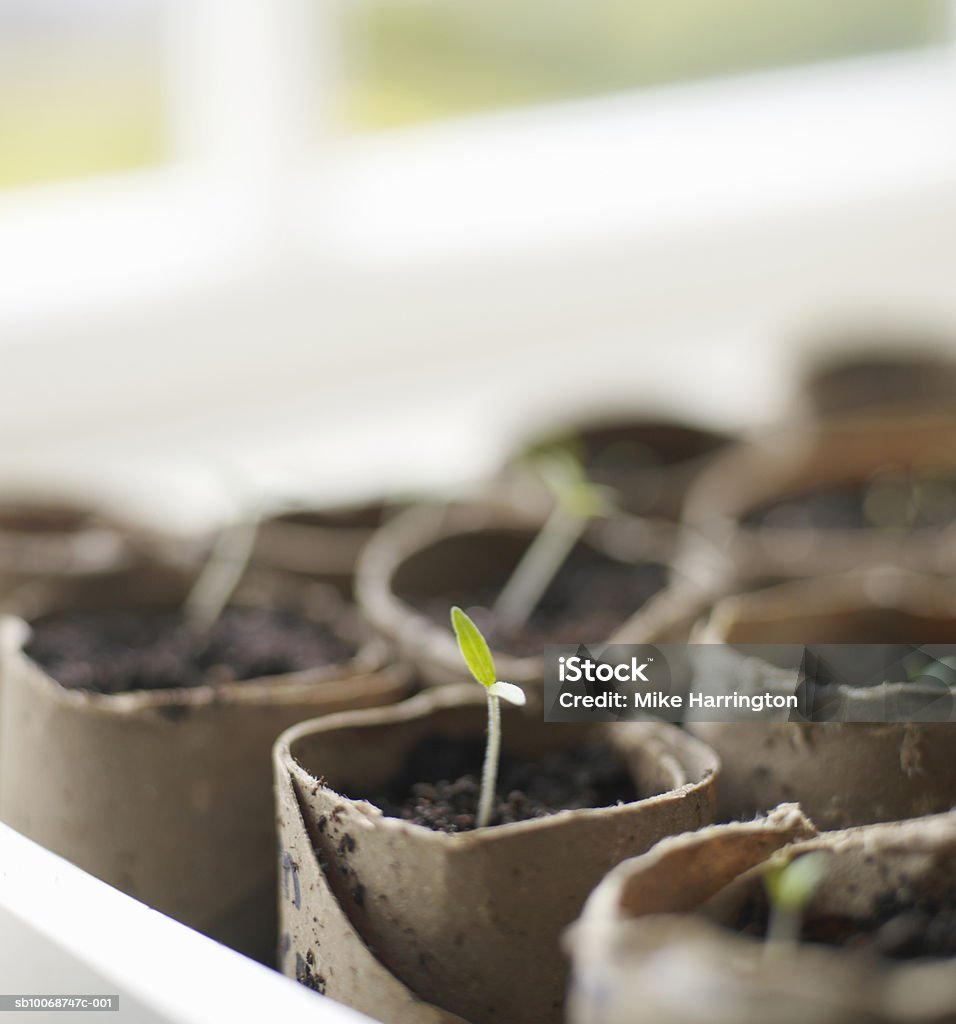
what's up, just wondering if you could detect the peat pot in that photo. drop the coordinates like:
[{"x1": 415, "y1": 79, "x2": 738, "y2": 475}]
[
  {"x1": 688, "y1": 572, "x2": 956, "y2": 827},
  {"x1": 567, "y1": 805, "x2": 956, "y2": 1024},
  {"x1": 274, "y1": 685, "x2": 719, "y2": 1024},
  {"x1": 500, "y1": 412, "x2": 731, "y2": 522},
  {"x1": 0, "y1": 564, "x2": 410, "y2": 961},
  {"x1": 680, "y1": 412, "x2": 956, "y2": 587},
  {"x1": 798, "y1": 341, "x2": 956, "y2": 419},
  {"x1": 356, "y1": 503, "x2": 676, "y2": 690},
  {"x1": 252, "y1": 501, "x2": 389, "y2": 592}
]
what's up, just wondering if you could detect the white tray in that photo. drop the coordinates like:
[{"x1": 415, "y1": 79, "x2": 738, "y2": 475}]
[{"x1": 0, "y1": 823, "x2": 377, "y2": 1024}]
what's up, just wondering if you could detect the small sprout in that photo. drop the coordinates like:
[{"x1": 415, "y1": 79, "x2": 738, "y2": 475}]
[
  {"x1": 184, "y1": 512, "x2": 262, "y2": 639},
  {"x1": 494, "y1": 446, "x2": 615, "y2": 632},
  {"x1": 762, "y1": 850, "x2": 829, "y2": 954},
  {"x1": 451, "y1": 606, "x2": 526, "y2": 829}
]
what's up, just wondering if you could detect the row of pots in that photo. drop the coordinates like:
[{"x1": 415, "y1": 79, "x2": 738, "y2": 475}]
[
  {"x1": 4, "y1": 407, "x2": 956, "y2": 604},
  {"x1": 0, "y1": 512, "x2": 954, "y2": 1020},
  {"x1": 0, "y1": 375, "x2": 954, "y2": 1021}
]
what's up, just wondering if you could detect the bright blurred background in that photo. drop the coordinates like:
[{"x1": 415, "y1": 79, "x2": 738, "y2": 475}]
[
  {"x1": 0, "y1": 0, "x2": 950, "y2": 185},
  {"x1": 1, "y1": 0, "x2": 956, "y2": 526}
]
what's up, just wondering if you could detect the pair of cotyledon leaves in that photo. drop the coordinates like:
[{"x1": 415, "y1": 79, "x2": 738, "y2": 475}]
[{"x1": 451, "y1": 606, "x2": 526, "y2": 706}]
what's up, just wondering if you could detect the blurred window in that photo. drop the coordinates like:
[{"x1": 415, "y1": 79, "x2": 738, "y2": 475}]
[
  {"x1": 0, "y1": 0, "x2": 168, "y2": 188},
  {"x1": 338, "y1": 0, "x2": 949, "y2": 130}
]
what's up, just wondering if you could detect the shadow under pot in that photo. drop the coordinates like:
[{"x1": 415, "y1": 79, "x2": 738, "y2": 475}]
[
  {"x1": 687, "y1": 572, "x2": 956, "y2": 827},
  {"x1": 567, "y1": 804, "x2": 956, "y2": 1024},
  {"x1": 274, "y1": 685, "x2": 719, "y2": 1024},
  {"x1": 0, "y1": 564, "x2": 410, "y2": 963},
  {"x1": 681, "y1": 412, "x2": 956, "y2": 586},
  {"x1": 356, "y1": 503, "x2": 673, "y2": 690},
  {"x1": 252, "y1": 500, "x2": 391, "y2": 594}
]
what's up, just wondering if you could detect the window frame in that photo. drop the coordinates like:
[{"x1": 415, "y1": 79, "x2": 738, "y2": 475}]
[{"x1": 1, "y1": 1, "x2": 956, "y2": 452}]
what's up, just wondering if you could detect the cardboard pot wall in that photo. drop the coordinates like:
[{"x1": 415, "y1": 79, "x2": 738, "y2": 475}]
[
  {"x1": 688, "y1": 573, "x2": 956, "y2": 827},
  {"x1": 0, "y1": 566, "x2": 410, "y2": 962},
  {"x1": 0, "y1": 498, "x2": 140, "y2": 598},
  {"x1": 798, "y1": 343, "x2": 956, "y2": 419},
  {"x1": 567, "y1": 806, "x2": 956, "y2": 1024},
  {"x1": 356, "y1": 503, "x2": 675, "y2": 691},
  {"x1": 680, "y1": 411, "x2": 956, "y2": 586},
  {"x1": 252, "y1": 502, "x2": 388, "y2": 592},
  {"x1": 274, "y1": 686, "x2": 719, "y2": 1024}
]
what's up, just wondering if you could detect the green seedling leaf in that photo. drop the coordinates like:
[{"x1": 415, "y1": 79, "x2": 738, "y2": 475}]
[
  {"x1": 488, "y1": 680, "x2": 526, "y2": 706},
  {"x1": 763, "y1": 851, "x2": 829, "y2": 914},
  {"x1": 451, "y1": 606, "x2": 497, "y2": 689},
  {"x1": 534, "y1": 448, "x2": 616, "y2": 520}
]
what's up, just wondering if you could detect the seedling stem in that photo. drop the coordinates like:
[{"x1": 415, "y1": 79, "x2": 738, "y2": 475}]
[
  {"x1": 184, "y1": 512, "x2": 261, "y2": 638},
  {"x1": 451, "y1": 606, "x2": 526, "y2": 828},
  {"x1": 762, "y1": 851, "x2": 828, "y2": 957},
  {"x1": 494, "y1": 448, "x2": 613, "y2": 632}
]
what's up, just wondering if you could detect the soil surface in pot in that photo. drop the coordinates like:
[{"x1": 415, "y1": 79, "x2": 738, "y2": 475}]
[
  {"x1": 742, "y1": 475, "x2": 956, "y2": 533},
  {"x1": 732, "y1": 890, "x2": 956, "y2": 959},
  {"x1": 359, "y1": 734, "x2": 638, "y2": 833},
  {"x1": 25, "y1": 608, "x2": 355, "y2": 692},
  {"x1": 413, "y1": 548, "x2": 669, "y2": 657}
]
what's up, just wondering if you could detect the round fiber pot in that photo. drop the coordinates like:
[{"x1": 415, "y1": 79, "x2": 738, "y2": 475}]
[
  {"x1": 0, "y1": 496, "x2": 138, "y2": 596},
  {"x1": 501, "y1": 413, "x2": 731, "y2": 521},
  {"x1": 681, "y1": 412, "x2": 956, "y2": 585},
  {"x1": 274, "y1": 685, "x2": 719, "y2": 1024},
  {"x1": 688, "y1": 573, "x2": 956, "y2": 827},
  {"x1": 356, "y1": 503, "x2": 674, "y2": 689},
  {"x1": 799, "y1": 340, "x2": 956, "y2": 419},
  {"x1": 567, "y1": 806, "x2": 956, "y2": 1024},
  {"x1": 0, "y1": 565, "x2": 410, "y2": 962},
  {"x1": 253, "y1": 501, "x2": 389, "y2": 593}
]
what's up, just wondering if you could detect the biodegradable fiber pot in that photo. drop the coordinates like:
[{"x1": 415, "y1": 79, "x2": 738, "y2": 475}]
[
  {"x1": 501, "y1": 412, "x2": 731, "y2": 522},
  {"x1": 356, "y1": 503, "x2": 674, "y2": 690},
  {"x1": 274, "y1": 685, "x2": 719, "y2": 1024},
  {"x1": 688, "y1": 572, "x2": 956, "y2": 827},
  {"x1": 252, "y1": 501, "x2": 388, "y2": 592},
  {"x1": 0, "y1": 565, "x2": 411, "y2": 962},
  {"x1": 680, "y1": 411, "x2": 956, "y2": 587},
  {"x1": 567, "y1": 805, "x2": 956, "y2": 1024},
  {"x1": 798, "y1": 340, "x2": 956, "y2": 419},
  {"x1": 0, "y1": 496, "x2": 137, "y2": 595}
]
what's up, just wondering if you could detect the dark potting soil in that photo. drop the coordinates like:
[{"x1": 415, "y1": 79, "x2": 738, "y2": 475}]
[
  {"x1": 363, "y1": 734, "x2": 638, "y2": 833},
  {"x1": 24, "y1": 607, "x2": 355, "y2": 693},
  {"x1": 733, "y1": 889, "x2": 956, "y2": 960},
  {"x1": 742, "y1": 475, "x2": 956, "y2": 533},
  {"x1": 417, "y1": 549, "x2": 669, "y2": 658}
]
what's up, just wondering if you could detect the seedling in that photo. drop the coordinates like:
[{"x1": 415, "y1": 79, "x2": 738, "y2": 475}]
[
  {"x1": 184, "y1": 513, "x2": 262, "y2": 638},
  {"x1": 494, "y1": 446, "x2": 615, "y2": 632},
  {"x1": 762, "y1": 850, "x2": 829, "y2": 954},
  {"x1": 451, "y1": 606, "x2": 526, "y2": 828}
]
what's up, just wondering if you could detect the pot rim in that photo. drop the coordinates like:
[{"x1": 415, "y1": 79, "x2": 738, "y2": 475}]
[
  {"x1": 577, "y1": 806, "x2": 956, "y2": 986},
  {"x1": 355, "y1": 501, "x2": 675, "y2": 685},
  {"x1": 276, "y1": 683, "x2": 720, "y2": 848},
  {"x1": 0, "y1": 565, "x2": 400, "y2": 712},
  {"x1": 684, "y1": 411, "x2": 956, "y2": 537}
]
